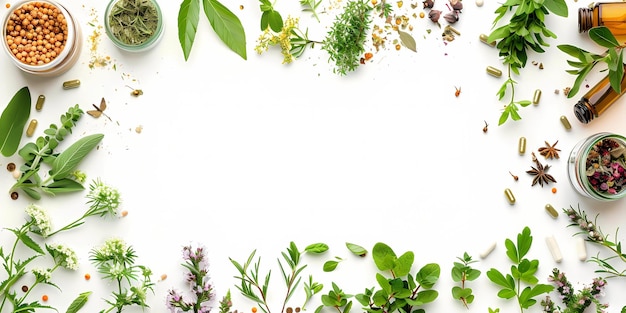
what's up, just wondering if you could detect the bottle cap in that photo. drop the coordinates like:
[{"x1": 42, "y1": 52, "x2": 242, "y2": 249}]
[
  {"x1": 579, "y1": 7, "x2": 592, "y2": 33},
  {"x1": 574, "y1": 99, "x2": 594, "y2": 123}
]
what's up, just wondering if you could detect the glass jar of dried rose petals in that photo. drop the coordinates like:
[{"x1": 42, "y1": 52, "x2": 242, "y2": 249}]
[
  {"x1": 568, "y1": 132, "x2": 626, "y2": 201},
  {"x1": 1, "y1": 0, "x2": 82, "y2": 76}
]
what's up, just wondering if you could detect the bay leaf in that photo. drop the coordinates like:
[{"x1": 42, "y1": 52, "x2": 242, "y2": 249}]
[{"x1": 398, "y1": 30, "x2": 417, "y2": 52}]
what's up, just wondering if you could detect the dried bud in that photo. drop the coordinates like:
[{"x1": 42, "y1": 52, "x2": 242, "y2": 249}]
[
  {"x1": 428, "y1": 9, "x2": 441, "y2": 23},
  {"x1": 423, "y1": 0, "x2": 434, "y2": 8},
  {"x1": 444, "y1": 11, "x2": 458, "y2": 23},
  {"x1": 449, "y1": 0, "x2": 463, "y2": 10}
]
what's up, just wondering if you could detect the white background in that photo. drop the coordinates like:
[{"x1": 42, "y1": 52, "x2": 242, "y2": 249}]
[{"x1": 2, "y1": 0, "x2": 626, "y2": 312}]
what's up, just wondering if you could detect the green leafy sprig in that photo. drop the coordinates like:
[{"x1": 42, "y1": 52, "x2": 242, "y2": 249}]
[
  {"x1": 355, "y1": 242, "x2": 440, "y2": 313},
  {"x1": 322, "y1": 0, "x2": 373, "y2": 75},
  {"x1": 0, "y1": 86, "x2": 30, "y2": 157},
  {"x1": 255, "y1": 15, "x2": 321, "y2": 64},
  {"x1": 558, "y1": 26, "x2": 625, "y2": 98},
  {"x1": 451, "y1": 252, "x2": 481, "y2": 309},
  {"x1": 10, "y1": 104, "x2": 104, "y2": 200},
  {"x1": 563, "y1": 205, "x2": 626, "y2": 278},
  {"x1": 316, "y1": 282, "x2": 353, "y2": 313},
  {"x1": 90, "y1": 238, "x2": 155, "y2": 313},
  {"x1": 300, "y1": 0, "x2": 322, "y2": 22},
  {"x1": 230, "y1": 242, "x2": 328, "y2": 313},
  {"x1": 487, "y1": 0, "x2": 568, "y2": 125},
  {"x1": 178, "y1": 0, "x2": 246, "y2": 60},
  {"x1": 260, "y1": 0, "x2": 283, "y2": 32},
  {"x1": 486, "y1": 226, "x2": 554, "y2": 312},
  {"x1": 541, "y1": 268, "x2": 608, "y2": 313}
]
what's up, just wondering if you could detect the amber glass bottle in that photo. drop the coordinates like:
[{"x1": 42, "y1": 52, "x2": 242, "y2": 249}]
[
  {"x1": 579, "y1": 2, "x2": 626, "y2": 39},
  {"x1": 574, "y1": 71, "x2": 626, "y2": 123}
]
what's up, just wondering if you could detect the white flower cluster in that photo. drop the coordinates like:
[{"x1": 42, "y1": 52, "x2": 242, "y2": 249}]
[
  {"x1": 48, "y1": 243, "x2": 79, "y2": 270},
  {"x1": 25, "y1": 204, "x2": 52, "y2": 237}
]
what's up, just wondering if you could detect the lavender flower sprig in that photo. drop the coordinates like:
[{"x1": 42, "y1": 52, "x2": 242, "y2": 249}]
[
  {"x1": 541, "y1": 268, "x2": 608, "y2": 313},
  {"x1": 563, "y1": 205, "x2": 626, "y2": 278},
  {"x1": 167, "y1": 245, "x2": 215, "y2": 313}
]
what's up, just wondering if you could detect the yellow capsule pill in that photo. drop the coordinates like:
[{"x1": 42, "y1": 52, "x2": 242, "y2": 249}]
[
  {"x1": 479, "y1": 33, "x2": 496, "y2": 47},
  {"x1": 26, "y1": 119, "x2": 37, "y2": 137},
  {"x1": 486, "y1": 66, "x2": 502, "y2": 77},
  {"x1": 504, "y1": 188, "x2": 515, "y2": 204},
  {"x1": 518, "y1": 136, "x2": 526, "y2": 155},
  {"x1": 63, "y1": 79, "x2": 80, "y2": 89},
  {"x1": 560, "y1": 115, "x2": 572, "y2": 130},
  {"x1": 545, "y1": 204, "x2": 558, "y2": 219},
  {"x1": 532, "y1": 89, "x2": 541, "y2": 105},
  {"x1": 35, "y1": 95, "x2": 45, "y2": 111}
]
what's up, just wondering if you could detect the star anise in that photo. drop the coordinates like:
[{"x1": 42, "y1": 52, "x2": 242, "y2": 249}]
[
  {"x1": 538, "y1": 140, "x2": 560, "y2": 159},
  {"x1": 526, "y1": 158, "x2": 557, "y2": 187}
]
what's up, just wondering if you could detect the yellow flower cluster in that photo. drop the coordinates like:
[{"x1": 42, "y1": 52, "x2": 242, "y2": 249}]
[{"x1": 254, "y1": 16, "x2": 300, "y2": 64}]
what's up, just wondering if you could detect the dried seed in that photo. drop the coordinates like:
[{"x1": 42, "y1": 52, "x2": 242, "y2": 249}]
[
  {"x1": 545, "y1": 204, "x2": 558, "y2": 219},
  {"x1": 26, "y1": 119, "x2": 37, "y2": 137},
  {"x1": 504, "y1": 188, "x2": 515, "y2": 204},
  {"x1": 560, "y1": 115, "x2": 572, "y2": 130},
  {"x1": 482, "y1": 120, "x2": 488, "y2": 133},
  {"x1": 518, "y1": 136, "x2": 526, "y2": 155},
  {"x1": 576, "y1": 237, "x2": 587, "y2": 261},
  {"x1": 12, "y1": 169, "x2": 21, "y2": 179},
  {"x1": 11, "y1": 192, "x2": 18, "y2": 200},
  {"x1": 546, "y1": 235, "x2": 562, "y2": 263},
  {"x1": 532, "y1": 89, "x2": 541, "y2": 105},
  {"x1": 7, "y1": 163, "x2": 16, "y2": 172},
  {"x1": 480, "y1": 241, "x2": 496, "y2": 259},
  {"x1": 63, "y1": 79, "x2": 80, "y2": 89},
  {"x1": 479, "y1": 34, "x2": 495, "y2": 47},
  {"x1": 35, "y1": 95, "x2": 45, "y2": 111},
  {"x1": 21, "y1": 285, "x2": 28, "y2": 292},
  {"x1": 475, "y1": 0, "x2": 484, "y2": 6},
  {"x1": 486, "y1": 66, "x2": 502, "y2": 77}
]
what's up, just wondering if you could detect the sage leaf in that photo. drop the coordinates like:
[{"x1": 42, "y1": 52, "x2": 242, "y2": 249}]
[
  {"x1": 323, "y1": 260, "x2": 339, "y2": 272},
  {"x1": 543, "y1": 0, "x2": 568, "y2": 17},
  {"x1": 43, "y1": 178, "x2": 86, "y2": 195},
  {"x1": 398, "y1": 30, "x2": 416, "y2": 52},
  {"x1": 0, "y1": 86, "x2": 31, "y2": 157},
  {"x1": 305, "y1": 243, "x2": 329, "y2": 254},
  {"x1": 49, "y1": 133, "x2": 104, "y2": 181},
  {"x1": 346, "y1": 242, "x2": 367, "y2": 257},
  {"x1": 178, "y1": 0, "x2": 201, "y2": 61},
  {"x1": 203, "y1": 0, "x2": 247, "y2": 60},
  {"x1": 66, "y1": 291, "x2": 91, "y2": 313},
  {"x1": 589, "y1": 26, "x2": 619, "y2": 48}
]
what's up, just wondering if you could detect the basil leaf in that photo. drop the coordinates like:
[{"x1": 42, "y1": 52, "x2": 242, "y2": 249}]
[
  {"x1": 66, "y1": 291, "x2": 92, "y2": 313},
  {"x1": 178, "y1": 0, "x2": 201, "y2": 61},
  {"x1": 0, "y1": 86, "x2": 31, "y2": 157},
  {"x1": 49, "y1": 133, "x2": 104, "y2": 180},
  {"x1": 203, "y1": 0, "x2": 247, "y2": 60}
]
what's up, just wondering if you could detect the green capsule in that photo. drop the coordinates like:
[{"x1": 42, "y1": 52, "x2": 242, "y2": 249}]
[
  {"x1": 479, "y1": 33, "x2": 496, "y2": 47},
  {"x1": 26, "y1": 119, "x2": 37, "y2": 137},
  {"x1": 532, "y1": 89, "x2": 541, "y2": 105},
  {"x1": 62, "y1": 79, "x2": 80, "y2": 89},
  {"x1": 518, "y1": 136, "x2": 526, "y2": 155},
  {"x1": 504, "y1": 188, "x2": 515, "y2": 204},
  {"x1": 560, "y1": 115, "x2": 572, "y2": 130},
  {"x1": 545, "y1": 204, "x2": 558, "y2": 219},
  {"x1": 486, "y1": 66, "x2": 502, "y2": 78},
  {"x1": 35, "y1": 95, "x2": 45, "y2": 111}
]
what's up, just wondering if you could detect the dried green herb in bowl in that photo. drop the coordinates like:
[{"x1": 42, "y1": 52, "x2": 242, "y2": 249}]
[{"x1": 104, "y1": 0, "x2": 164, "y2": 52}]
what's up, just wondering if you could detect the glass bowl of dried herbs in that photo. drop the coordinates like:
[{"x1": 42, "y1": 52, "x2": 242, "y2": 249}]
[
  {"x1": 104, "y1": 0, "x2": 163, "y2": 52},
  {"x1": 568, "y1": 132, "x2": 626, "y2": 201}
]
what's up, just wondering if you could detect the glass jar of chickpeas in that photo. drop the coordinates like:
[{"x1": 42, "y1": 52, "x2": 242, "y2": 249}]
[{"x1": 1, "y1": 0, "x2": 82, "y2": 76}]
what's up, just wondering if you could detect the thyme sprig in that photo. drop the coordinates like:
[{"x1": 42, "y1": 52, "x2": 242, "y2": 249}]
[
  {"x1": 541, "y1": 268, "x2": 608, "y2": 313},
  {"x1": 487, "y1": 0, "x2": 568, "y2": 125},
  {"x1": 322, "y1": 0, "x2": 373, "y2": 75},
  {"x1": 558, "y1": 26, "x2": 625, "y2": 98},
  {"x1": 563, "y1": 205, "x2": 626, "y2": 278}
]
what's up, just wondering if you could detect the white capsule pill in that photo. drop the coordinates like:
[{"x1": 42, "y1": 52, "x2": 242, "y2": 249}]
[
  {"x1": 546, "y1": 236, "x2": 562, "y2": 263},
  {"x1": 576, "y1": 237, "x2": 587, "y2": 261},
  {"x1": 480, "y1": 241, "x2": 496, "y2": 259}
]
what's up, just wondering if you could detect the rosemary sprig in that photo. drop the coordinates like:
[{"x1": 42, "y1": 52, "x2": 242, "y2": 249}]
[
  {"x1": 558, "y1": 26, "x2": 625, "y2": 98},
  {"x1": 487, "y1": 0, "x2": 568, "y2": 125},
  {"x1": 563, "y1": 205, "x2": 626, "y2": 278}
]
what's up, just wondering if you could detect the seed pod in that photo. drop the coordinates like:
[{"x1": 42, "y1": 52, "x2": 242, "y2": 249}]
[
  {"x1": 423, "y1": 0, "x2": 434, "y2": 8},
  {"x1": 428, "y1": 9, "x2": 441, "y2": 23},
  {"x1": 449, "y1": 0, "x2": 463, "y2": 10},
  {"x1": 443, "y1": 11, "x2": 459, "y2": 23}
]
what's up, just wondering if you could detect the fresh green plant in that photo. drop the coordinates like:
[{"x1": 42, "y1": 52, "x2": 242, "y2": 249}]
[
  {"x1": 260, "y1": 0, "x2": 283, "y2": 32},
  {"x1": 323, "y1": 256, "x2": 344, "y2": 272},
  {"x1": 451, "y1": 252, "x2": 481, "y2": 309},
  {"x1": 303, "y1": 275, "x2": 324, "y2": 310},
  {"x1": 541, "y1": 268, "x2": 608, "y2": 313},
  {"x1": 178, "y1": 0, "x2": 246, "y2": 61},
  {"x1": 346, "y1": 242, "x2": 367, "y2": 257},
  {"x1": 255, "y1": 15, "x2": 321, "y2": 64},
  {"x1": 9, "y1": 104, "x2": 104, "y2": 200},
  {"x1": 486, "y1": 226, "x2": 554, "y2": 312},
  {"x1": 563, "y1": 205, "x2": 626, "y2": 278},
  {"x1": 0, "y1": 86, "x2": 30, "y2": 157},
  {"x1": 322, "y1": 0, "x2": 373, "y2": 75},
  {"x1": 0, "y1": 203, "x2": 103, "y2": 313},
  {"x1": 219, "y1": 290, "x2": 233, "y2": 313},
  {"x1": 229, "y1": 242, "x2": 328, "y2": 313},
  {"x1": 90, "y1": 238, "x2": 155, "y2": 313},
  {"x1": 300, "y1": 0, "x2": 322, "y2": 22},
  {"x1": 166, "y1": 245, "x2": 215, "y2": 312},
  {"x1": 558, "y1": 26, "x2": 625, "y2": 98},
  {"x1": 355, "y1": 242, "x2": 440, "y2": 313},
  {"x1": 487, "y1": 0, "x2": 568, "y2": 125},
  {"x1": 315, "y1": 282, "x2": 353, "y2": 313}
]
